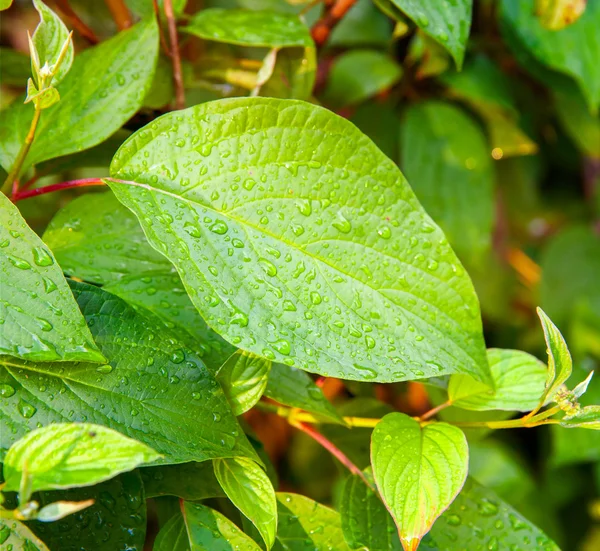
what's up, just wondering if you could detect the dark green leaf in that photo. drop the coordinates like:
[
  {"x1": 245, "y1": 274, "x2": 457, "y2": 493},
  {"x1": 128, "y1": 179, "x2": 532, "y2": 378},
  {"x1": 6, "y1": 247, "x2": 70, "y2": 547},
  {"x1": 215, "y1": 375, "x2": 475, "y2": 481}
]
[
  {"x1": 0, "y1": 193, "x2": 105, "y2": 363},
  {"x1": 217, "y1": 351, "x2": 271, "y2": 415},
  {"x1": 371, "y1": 412, "x2": 469, "y2": 550},
  {"x1": 153, "y1": 513, "x2": 189, "y2": 551},
  {"x1": 0, "y1": 18, "x2": 159, "y2": 175},
  {"x1": 108, "y1": 97, "x2": 490, "y2": 384},
  {"x1": 400, "y1": 101, "x2": 494, "y2": 263},
  {"x1": 3, "y1": 422, "x2": 160, "y2": 494},
  {"x1": 264, "y1": 363, "x2": 345, "y2": 425},
  {"x1": 0, "y1": 47, "x2": 32, "y2": 86},
  {"x1": 213, "y1": 456, "x2": 277, "y2": 549},
  {"x1": 141, "y1": 461, "x2": 224, "y2": 500},
  {"x1": 0, "y1": 282, "x2": 256, "y2": 464}
]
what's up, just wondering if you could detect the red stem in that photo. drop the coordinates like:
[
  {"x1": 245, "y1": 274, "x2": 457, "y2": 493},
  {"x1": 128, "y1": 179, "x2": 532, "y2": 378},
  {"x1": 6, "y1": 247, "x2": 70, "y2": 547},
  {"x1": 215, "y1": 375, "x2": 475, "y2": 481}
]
[
  {"x1": 164, "y1": 0, "x2": 185, "y2": 109},
  {"x1": 12, "y1": 178, "x2": 106, "y2": 201},
  {"x1": 311, "y1": 0, "x2": 359, "y2": 48}
]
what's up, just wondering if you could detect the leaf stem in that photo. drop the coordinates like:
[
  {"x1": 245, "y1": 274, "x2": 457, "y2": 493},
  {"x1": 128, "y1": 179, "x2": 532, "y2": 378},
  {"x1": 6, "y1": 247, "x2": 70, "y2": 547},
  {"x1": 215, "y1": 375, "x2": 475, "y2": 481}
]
[
  {"x1": 164, "y1": 0, "x2": 185, "y2": 109},
  {"x1": 104, "y1": 0, "x2": 132, "y2": 30},
  {"x1": 55, "y1": 0, "x2": 99, "y2": 44},
  {"x1": 1, "y1": 107, "x2": 42, "y2": 197},
  {"x1": 311, "y1": 0, "x2": 359, "y2": 48},
  {"x1": 419, "y1": 400, "x2": 452, "y2": 421},
  {"x1": 12, "y1": 178, "x2": 106, "y2": 201}
]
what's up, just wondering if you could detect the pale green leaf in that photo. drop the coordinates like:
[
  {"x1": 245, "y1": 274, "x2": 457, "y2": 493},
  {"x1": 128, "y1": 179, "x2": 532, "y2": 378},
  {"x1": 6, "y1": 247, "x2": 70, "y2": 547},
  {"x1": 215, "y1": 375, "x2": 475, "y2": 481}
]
[
  {"x1": 264, "y1": 363, "x2": 345, "y2": 425},
  {"x1": 108, "y1": 97, "x2": 490, "y2": 384},
  {"x1": 141, "y1": 461, "x2": 224, "y2": 500},
  {"x1": 35, "y1": 499, "x2": 94, "y2": 522},
  {"x1": 32, "y1": 0, "x2": 74, "y2": 85},
  {"x1": 213, "y1": 456, "x2": 277, "y2": 549},
  {"x1": 340, "y1": 470, "x2": 402, "y2": 551},
  {"x1": 561, "y1": 405, "x2": 600, "y2": 429},
  {"x1": 324, "y1": 50, "x2": 402, "y2": 107},
  {"x1": 536, "y1": 0, "x2": 586, "y2": 30},
  {"x1": 536, "y1": 307, "x2": 573, "y2": 406},
  {"x1": 0, "y1": 18, "x2": 158, "y2": 176},
  {"x1": 377, "y1": 0, "x2": 472, "y2": 68},
  {"x1": 0, "y1": 0, "x2": 13, "y2": 11},
  {"x1": 449, "y1": 348, "x2": 547, "y2": 411},
  {"x1": 501, "y1": 0, "x2": 600, "y2": 110},
  {"x1": 3, "y1": 422, "x2": 160, "y2": 494},
  {"x1": 428, "y1": 478, "x2": 560, "y2": 550},
  {"x1": 0, "y1": 193, "x2": 105, "y2": 363},
  {"x1": 184, "y1": 8, "x2": 312, "y2": 48},
  {"x1": 259, "y1": 46, "x2": 316, "y2": 101},
  {"x1": 400, "y1": 101, "x2": 494, "y2": 263},
  {"x1": 0, "y1": 282, "x2": 256, "y2": 464},
  {"x1": 31, "y1": 472, "x2": 147, "y2": 551},
  {"x1": 217, "y1": 350, "x2": 271, "y2": 415},
  {"x1": 371, "y1": 412, "x2": 469, "y2": 551},
  {"x1": 0, "y1": 519, "x2": 50, "y2": 551}
]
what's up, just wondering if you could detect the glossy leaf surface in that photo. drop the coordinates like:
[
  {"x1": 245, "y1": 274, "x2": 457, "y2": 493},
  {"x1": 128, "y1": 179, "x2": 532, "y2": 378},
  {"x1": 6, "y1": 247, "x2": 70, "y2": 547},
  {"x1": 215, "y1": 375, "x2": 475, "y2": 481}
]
[
  {"x1": 0, "y1": 282, "x2": 255, "y2": 464},
  {"x1": 0, "y1": 18, "x2": 158, "y2": 175},
  {"x1": 3, "y1": 422, "x2": 160, "y2": 493},
  {"x1": 0, "y1": 193, "x2": 105, "y2": 363},
  {"x1": 142, "y1": 461, "x2": 224, "y2": 500},
  {"x1": 0, "y1": 519, "x2": 50, "y2": 551},
  {"x1": 214, "y1": 456, "x2": 277, "y2": 549},
  {"x1": 108, "y1": 97, "x2": 490, "y2": 384},
  {"x1": 449, "y1": 348, "x2": 547, "y2": 411},
  {"x1": 371, "y1": 412, "x2": 469, "y2": 550}
]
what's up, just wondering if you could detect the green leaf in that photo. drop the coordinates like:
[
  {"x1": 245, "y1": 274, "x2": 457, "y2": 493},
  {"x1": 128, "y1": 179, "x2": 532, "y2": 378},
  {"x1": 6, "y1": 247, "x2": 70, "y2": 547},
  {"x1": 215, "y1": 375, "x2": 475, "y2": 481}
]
[
  {"x1": 3, "y1": 422, "x2": 159, "y2": 494},
  {"x1": 30, "y1": 471, "x2": 146, "y2": 551},
  {"x1": 371, "y1": 412, "x2": 469, "y2": 551},
  {"x1": 213, "y1": 456, "x2": 277, "y2": 549},
  {"x1": 217, "y1": 351, "x2": 271, "y2": 415},
  {"x1": 501, "y1": 0, "x2": 600, "y2": 111},
  {"x1": 259, "y1": 46, "x2": 316, "y2": 101},
  {"x1": 0, "y1": 193, "x2": 105, "y2": 363},
  {"x1": 0, "y1": 519, "x2": 50, "y2": 551},
  {"x1": 536, "y1": 307, "x2": 573, "y2": 406},
  {"x1": 184, "y1": 8, "x2": 313, "y2": 48},
  {"x1": 323, "y1": 50, "x2": 402, "y2": 107},
  {"x1": 329, "y1": 0, "x2": 393, "y2": 48},
  {"x1": 108, "y1": 97, "x2": 490, "y2": 385},
  {"x1": 0, "y1": 18, "x2": 158, "y2": 176},
  {"x1": 377, "y1": 0, "x2": 472, "y2": 68},
  {"x1": 340, "y1": 470, "x2": 402, "y2": 551},
  {"x1": 0, "y1": 281, "x2": 256, "y2": 464},
  {"x1": 536, "y1": 0, "x2": 586, "y2": 30},
  {"x1": 560, "y1": 405, "x2": 600, "y2": 429},
  {"x1": 448, "y1": 348, "x2": 547, "y2": 411},
  {"x1": 31, "y1": 0, "x2": 74, "y2": 86},
  {"x1": 141, "y1": 461, "x2": 224, "y2": 500},
  {"x1": 428, "y1": 478, "x2": 560, "y2": 550},
  {"x1": 153, "y1": 513, "x2": 190, "y2": 551},
  {"x1": 400, "y1": 101, "x2": 494, "y2": 263},
  {"x1": 43, "y1": 191, "x2": 235, "y2": 369},
  {"x1": 274, "y1": 492, "x2": 352, "y2": 550},
  {"x1": 0, "y1": 47, "x2": 31, "y2": 86},
  {"x1": 264, "y1": 363, "x2": 345, "y2": 425},
  {"x1": 0, "y1": 0, "x2": 13, "y2": 11}
]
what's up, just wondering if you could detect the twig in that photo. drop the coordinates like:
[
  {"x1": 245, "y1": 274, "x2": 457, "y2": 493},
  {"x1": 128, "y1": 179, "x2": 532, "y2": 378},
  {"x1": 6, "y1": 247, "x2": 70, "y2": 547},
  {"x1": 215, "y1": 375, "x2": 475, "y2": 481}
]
[
  {"x1": 12, "y1": 178, "x2": 106, "y2": 201},
  {"x1": 55, "y1": 0, "x2": 99, "y2": 44},
  {"x1": 419, "y1": 400, "x2": 451, "y2": 421},
  {"x1": 104, "y1": 0, "x2": 132, "y2": 30},
  {"x1": 164, "y1": 0, "x2": 185, "y2": 109},
  {"x1": 311, "y1": 0, "x2": 359, "y2": 48},
  {"x1": 153, "y1": 0, "x2": 172, "y2": 55}
]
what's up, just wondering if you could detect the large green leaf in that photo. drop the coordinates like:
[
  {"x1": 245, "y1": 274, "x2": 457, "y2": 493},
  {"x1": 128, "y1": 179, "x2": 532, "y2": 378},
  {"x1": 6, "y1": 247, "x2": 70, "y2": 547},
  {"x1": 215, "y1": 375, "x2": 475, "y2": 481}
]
[
  {"x1": 184, "y1": 8, "x2": 312, "y2": 48},
  {"x1": 273, "y1": 492, "x2": 352, "y2": 550},
  {"x1": 340, "y1": 471, "x2": 402, "y2": 551},
  {"x1": 0, "y1": 193, "x2": 105, "y2": 363},
  {"x1": 428, "y1": 478, "x2": 560, "y2": 550},
  {"x1": 43, "y1": 191, "x2": 234, "y2": 369},
  {"x1": 31, "y1": 0, "x2": 74, "y2": 86},
  {"x1": 400, "y1": 101, "x2": 494, "y2": 263},
  {"x1": 371, "y1": 412, "x2": 469, "y2": 551},
  {"x1": 0, "y1": 281, "x2": 255, "y2": 464},
  {"x1": 30, "y1": 472, "x2": 146, "y2": 551},
  {"x1": 213, "y1": 456, "x2": 277, "y2": 549},
  {"x1": 3, "y1": 423, "x2": 160, "y2": 494},
  {"x1": 264, "y1": 363, "x2": 345, "y2": 425},
  {"x1": 0, "y1": 519, "x2": 49, "y2": 551},
  {"x1": 217, "y1": 350, "x2": 271, "y2": 415},
  {"x1": 153, "y1": 513, "x2": 190, "y2": 551},
  {"x1": 448, "y1": 348, "x2": 547, "y2": 411},
  {"x1": 501, "y1": 0, "x2": 600, "y2": 111},
  {"x1": 0, "y1": 18, "x2": 158, "y2": 176},
  {"x1": 141, "y1": 461, "x2": 224, "y2": 500},
  {"x1": 376, "y1": 0, "x2": 472, "y2": 68},
  {"x1": 108, "y1": 97, "x2": 490, "y2": 384}
]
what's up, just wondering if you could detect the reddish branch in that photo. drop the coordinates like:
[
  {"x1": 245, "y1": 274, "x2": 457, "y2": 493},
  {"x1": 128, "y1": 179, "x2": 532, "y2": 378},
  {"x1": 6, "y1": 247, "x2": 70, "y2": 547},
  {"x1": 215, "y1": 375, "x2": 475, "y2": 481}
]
[
  {"x1": 152, "y1": 0, "x2": 172, "y2": 56},
  {"x1": 164, "y1": 0, "x2": 185, "y2": 110},
  {"x1": 12, "y1": 178, "x2": 106, "y2": 202},
  {"x1": 311, "y1": 0, "x2": 359, "y2": 48},
  {"x1": 55, "y1": 0, "x2": 99, "y2": 44},
  {"x1": 104, "y1": 0, "x2": 132, "y2": 30}
]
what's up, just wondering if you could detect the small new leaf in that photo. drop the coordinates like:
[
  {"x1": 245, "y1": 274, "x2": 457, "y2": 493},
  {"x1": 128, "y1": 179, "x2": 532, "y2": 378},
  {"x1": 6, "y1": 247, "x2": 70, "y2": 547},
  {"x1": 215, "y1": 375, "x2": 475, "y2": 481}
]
[
  {"x1": 371, "y1": 413, "x2": 469, "y2": 551},
  {"x1": 3, "y1": 423, "x2": 161, "y2": 495},
  {"x1": 536, "y1": 0, "x2": 586, "y2": 30},
  {"x1": 36, "y1": 499, "x2": 95, "y2": 522},
  {"x1": 560, "y1": 405, "x2": 600, "y2": 430}
]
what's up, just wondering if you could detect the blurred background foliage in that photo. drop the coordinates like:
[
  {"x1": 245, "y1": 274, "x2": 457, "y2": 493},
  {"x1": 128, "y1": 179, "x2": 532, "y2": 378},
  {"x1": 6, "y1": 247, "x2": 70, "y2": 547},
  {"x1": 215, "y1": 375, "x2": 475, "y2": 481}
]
[{"x1": 1, "y1": 0, "x2": 599, "y2": 549}]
